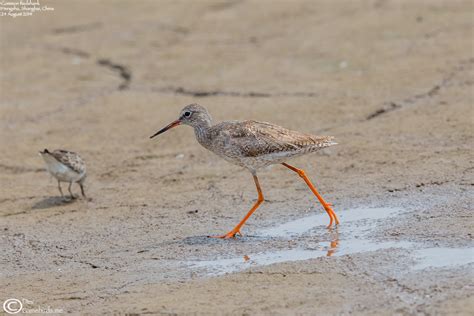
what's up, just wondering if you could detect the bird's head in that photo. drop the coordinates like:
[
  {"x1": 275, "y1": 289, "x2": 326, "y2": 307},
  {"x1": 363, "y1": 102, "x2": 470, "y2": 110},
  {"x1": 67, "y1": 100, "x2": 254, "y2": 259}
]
[
  {"x1": 39, "y1": 148, "x2": 50, "y2": 156},
  {"x1": 38, "y1": 148, "x2": 56, "y2": 165},
  {"x1": 150, "y1": 103, "x2": 212, "y2": 138}
]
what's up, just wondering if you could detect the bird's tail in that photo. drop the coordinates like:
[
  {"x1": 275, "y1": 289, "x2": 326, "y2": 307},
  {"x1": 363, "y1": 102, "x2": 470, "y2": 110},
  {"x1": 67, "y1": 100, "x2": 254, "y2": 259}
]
[{"x1": 317, "y1": 136, "x2": 337, "y2": 148}]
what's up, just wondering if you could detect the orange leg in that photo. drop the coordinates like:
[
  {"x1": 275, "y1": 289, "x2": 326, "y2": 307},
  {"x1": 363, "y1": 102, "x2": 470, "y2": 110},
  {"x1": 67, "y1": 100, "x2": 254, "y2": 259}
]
[
  {"x1": 282, "y1": 163, "x2": 339, "y2": 228},
  {"x1": 326, "y1": 239, "x2": 339, "y2": 257},
  {"x1": 209, "y1": 174, "x2": 264, "y2": 239},
  {"x1": 327, "y1": 230, "x2": 340, "y2": 257}
]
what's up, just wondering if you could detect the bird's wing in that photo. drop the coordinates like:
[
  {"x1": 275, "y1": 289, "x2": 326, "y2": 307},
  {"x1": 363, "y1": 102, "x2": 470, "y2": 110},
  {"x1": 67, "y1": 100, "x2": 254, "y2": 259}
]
[
  {"x1": 222, "y1": 120, "x2": 336, "y2": 157},
  {"x1": 51, "y1": 150, "x2": 86, "y2": 174}
]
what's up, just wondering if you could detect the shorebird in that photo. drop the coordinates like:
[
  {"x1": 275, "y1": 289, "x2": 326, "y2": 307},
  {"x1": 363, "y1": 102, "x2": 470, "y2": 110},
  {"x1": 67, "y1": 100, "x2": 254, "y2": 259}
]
[
  {"x1": 150, "y1": 104, "x2": 339, "y2": 238},
  {"x1": 39, "y1": 149, "x2": 87, "y2": 200}
]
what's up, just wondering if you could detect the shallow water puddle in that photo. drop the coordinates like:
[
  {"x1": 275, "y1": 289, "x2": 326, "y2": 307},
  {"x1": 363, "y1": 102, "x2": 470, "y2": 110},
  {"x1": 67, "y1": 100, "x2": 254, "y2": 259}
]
[
  {"x1": 190, "y1": 243, "x2": 474, "y2": 276},
  {"x1": 260, "y1": 207, "x2": 404, "y2": 237},
  {"x1": 413, "y1": 247, "x2": 474, "y2": 270},
  {"x1": 191, "y1": 240, "x2": 415, "y2": 276},
  {"x1": 186, "y1": 207, "x2": 474, "y2": 275}
]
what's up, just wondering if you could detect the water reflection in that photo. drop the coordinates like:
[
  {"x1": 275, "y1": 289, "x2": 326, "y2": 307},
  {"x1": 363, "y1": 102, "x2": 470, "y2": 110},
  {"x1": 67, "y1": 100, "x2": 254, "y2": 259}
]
[
  {"x1": 186, "y1": 207, "x2": 474, "y2": 276},
  {"x1": 326, "y1": 230, "x2": 339, "y2": 257}
]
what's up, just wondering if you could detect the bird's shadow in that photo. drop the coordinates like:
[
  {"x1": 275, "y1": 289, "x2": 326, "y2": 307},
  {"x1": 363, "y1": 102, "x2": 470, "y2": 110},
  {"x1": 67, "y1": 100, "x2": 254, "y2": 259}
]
[
  {"x1": 31, "y1": 196, "x2": 76, "y2": 210},
  {"x1": 181, "y1": 234, "x2": 269, "y2": 245}
]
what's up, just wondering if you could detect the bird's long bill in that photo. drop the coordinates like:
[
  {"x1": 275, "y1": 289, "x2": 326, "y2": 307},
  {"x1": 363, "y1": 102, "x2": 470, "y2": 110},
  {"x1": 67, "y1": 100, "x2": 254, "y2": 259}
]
[{"x1": 150, "y1": 120, "x2": 181, "y2": 139}]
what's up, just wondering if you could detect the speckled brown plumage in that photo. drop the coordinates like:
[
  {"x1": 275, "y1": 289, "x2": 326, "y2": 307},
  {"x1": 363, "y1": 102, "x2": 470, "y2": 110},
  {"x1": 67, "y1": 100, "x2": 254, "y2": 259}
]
[
  {"x1": 154, "y1": 104, "x2": 337, "y2": 173},
  {"x1": 198, "y1": 119, "x2": 336, "y2": 171},
  {"x1": 39, "y1": 149, "x2": 87, "y2": 199},
  {"x1": 49, "y1": 149, "x2": 86, "y2": 175},
  {"x1": 150, "y1": 104, "x2": 340, "y2": 238}
]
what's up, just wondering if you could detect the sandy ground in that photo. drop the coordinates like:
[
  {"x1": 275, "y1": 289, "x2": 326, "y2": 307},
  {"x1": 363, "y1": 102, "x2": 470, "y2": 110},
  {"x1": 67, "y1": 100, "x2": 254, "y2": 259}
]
[{"x1": 1, "y1": 0, "x2": 473, "y2": 315}]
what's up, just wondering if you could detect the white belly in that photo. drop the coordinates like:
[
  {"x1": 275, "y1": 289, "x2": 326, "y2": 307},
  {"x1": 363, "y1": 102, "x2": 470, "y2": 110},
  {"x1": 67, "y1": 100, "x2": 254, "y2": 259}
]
[{"x1": 44, "y1": 157, "x2": 83, "y2": 182}]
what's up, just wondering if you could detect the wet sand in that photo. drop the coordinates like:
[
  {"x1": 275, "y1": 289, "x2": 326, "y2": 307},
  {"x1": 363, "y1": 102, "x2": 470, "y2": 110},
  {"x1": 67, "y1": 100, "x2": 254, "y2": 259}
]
[{"x1": 1, "y1": 0, "x2": 473, "y2": 314}]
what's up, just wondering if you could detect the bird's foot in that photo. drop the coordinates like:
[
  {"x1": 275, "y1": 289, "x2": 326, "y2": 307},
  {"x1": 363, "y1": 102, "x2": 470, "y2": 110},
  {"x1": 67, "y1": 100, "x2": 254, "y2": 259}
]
[
  {"x1": 64, "y1": 194, "x2": 78, "y2": 201},
  {"x1": 323, "y1": 203, "x2": 340, "y2": 228},
  {"x1": 208, "y1": 229, "x2": 242, "y2": 239}
]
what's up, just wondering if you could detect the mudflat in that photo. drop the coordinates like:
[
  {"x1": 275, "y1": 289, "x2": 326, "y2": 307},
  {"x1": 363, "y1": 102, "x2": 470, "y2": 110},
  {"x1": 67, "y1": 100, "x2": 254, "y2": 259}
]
[{"x1": 1, "y1": 1, "x2": 473, "y2": 314}]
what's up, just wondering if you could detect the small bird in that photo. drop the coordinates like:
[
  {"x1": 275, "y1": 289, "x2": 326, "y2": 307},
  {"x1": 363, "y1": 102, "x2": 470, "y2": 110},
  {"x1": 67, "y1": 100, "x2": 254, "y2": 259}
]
[
  {"x1": 150, "y1": 104, "x2": 339, "y2": 238},
  {"x1": 39, "y1": 149, "x2": 87, "y2": 200}
]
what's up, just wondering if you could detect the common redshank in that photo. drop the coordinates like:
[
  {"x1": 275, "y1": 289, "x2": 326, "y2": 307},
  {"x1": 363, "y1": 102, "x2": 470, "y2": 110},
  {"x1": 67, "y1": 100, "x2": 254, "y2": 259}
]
[
  {"x1": 150, "y1": 104, "x2": 339, "y2": 238},
  {"x1": 39, "y1": 149, "x2": 87, "y2": 200}
]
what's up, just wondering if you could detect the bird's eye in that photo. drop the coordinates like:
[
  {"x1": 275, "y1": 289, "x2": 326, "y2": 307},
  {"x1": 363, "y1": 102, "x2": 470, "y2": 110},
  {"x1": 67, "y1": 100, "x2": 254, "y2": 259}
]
[{"x1": 184, "y1": 111, "x2": 191, "y2": 118}]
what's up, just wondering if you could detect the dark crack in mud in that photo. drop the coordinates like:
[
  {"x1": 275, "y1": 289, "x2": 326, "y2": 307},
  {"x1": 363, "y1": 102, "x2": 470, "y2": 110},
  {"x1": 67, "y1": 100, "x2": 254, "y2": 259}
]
[
  {"x1": 53, "y1": 22, "x2": 102, "y2": 34},
  {"x1": 97, "y1": 59, "x2": 132, "y2": 90},
  {"x1": 366, "y1": 58, "x2": 474, "y2": 120},
  {"x1": 153, "y1": 86, "x2": 318, "y2": 98}
]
